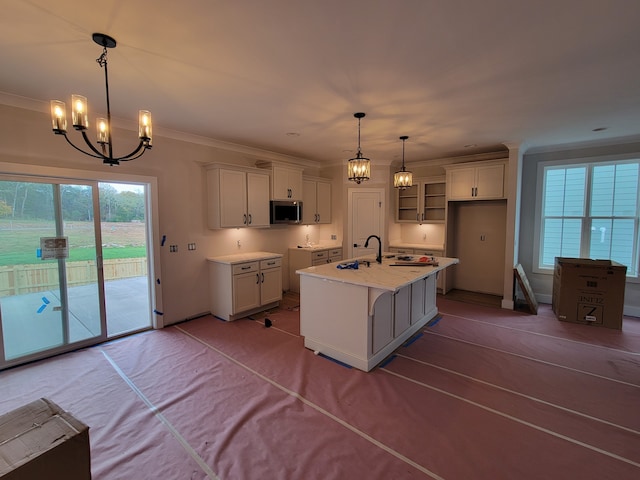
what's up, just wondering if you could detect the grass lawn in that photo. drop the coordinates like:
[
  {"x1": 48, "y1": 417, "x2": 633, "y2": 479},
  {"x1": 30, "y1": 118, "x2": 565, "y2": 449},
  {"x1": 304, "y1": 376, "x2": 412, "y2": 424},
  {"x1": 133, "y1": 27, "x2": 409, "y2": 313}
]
[{"x1": 0, "y1": 219, "x2": 147, "y2": 266}]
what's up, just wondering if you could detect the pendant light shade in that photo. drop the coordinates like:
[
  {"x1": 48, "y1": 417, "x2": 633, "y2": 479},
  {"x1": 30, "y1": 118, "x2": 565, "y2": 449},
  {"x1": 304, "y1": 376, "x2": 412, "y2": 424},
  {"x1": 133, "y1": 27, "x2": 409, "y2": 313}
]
[
  {"x1": 347, "y1": 112, "x2": 371, "y2": 184},
  {"x1": 393, "y1": 135, "x2": 413, "y2": 189}
]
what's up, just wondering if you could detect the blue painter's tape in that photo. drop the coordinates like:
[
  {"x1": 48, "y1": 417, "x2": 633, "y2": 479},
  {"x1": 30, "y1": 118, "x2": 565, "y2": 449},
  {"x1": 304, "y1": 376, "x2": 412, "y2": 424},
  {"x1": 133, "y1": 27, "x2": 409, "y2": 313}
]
[
  {"x1": 318, "y1": 353, "x2": 352, "y2": 369},
  {"x1": 41, "y1": 296, "x2": 50, "y2": 305},
  {"x1": 426, "y1": 315, "x2": 442, "y2": 327},
  {"x1": 37, "y1": 304, "x2": 47, "y2": 314},
  {"x1": 161, "y1": 235, "x2": 166, "y2": 246},
  {"x1": 403, "y1": 332, "x2": 423, "y2": 347},
  {"x1": 379, "y1": 355, "x2": 397, "y2": 368},
  {"x1": 153, "y1": 309, "x2": 164, "y2": 315},
  {"x1": 36, "y1": 248, "x2": 41, "y2": 258}
]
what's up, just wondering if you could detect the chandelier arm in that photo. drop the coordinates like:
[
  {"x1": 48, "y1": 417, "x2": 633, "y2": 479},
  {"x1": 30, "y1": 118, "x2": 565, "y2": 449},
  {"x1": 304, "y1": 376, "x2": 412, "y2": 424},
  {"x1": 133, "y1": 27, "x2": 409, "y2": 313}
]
[
  {"x1": 61, "y1": 132, "x2": 107, "y2": 160},
  {"x1": 80, "y1": 130, "x2": 111, "y2": 158},
  {"x1": 117, "y1": 147, "x2": 149, "y2": 162},
  {"x1": 111, "y1": 141, "x2": 148, "y2": 161}
]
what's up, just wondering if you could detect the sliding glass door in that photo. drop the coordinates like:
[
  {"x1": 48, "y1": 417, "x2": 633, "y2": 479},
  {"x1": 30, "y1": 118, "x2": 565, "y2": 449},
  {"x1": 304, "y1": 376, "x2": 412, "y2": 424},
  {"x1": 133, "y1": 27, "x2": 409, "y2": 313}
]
[{"x1": 0, "y1": 178, "x2": 105, "y2": 368}]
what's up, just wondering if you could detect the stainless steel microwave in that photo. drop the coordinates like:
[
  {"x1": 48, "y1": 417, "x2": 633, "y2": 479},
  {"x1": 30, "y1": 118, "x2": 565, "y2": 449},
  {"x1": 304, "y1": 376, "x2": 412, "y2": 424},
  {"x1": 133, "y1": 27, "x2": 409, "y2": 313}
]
[{"x1": 270, "y1": 200, "x2": 302, "y2": 224}]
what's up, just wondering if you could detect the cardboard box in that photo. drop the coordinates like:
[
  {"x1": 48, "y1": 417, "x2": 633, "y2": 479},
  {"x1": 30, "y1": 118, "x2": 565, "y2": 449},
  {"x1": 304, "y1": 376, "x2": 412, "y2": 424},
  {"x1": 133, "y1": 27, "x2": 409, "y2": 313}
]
[
  {"x1": 552, "y1": 257, "x2": 627, "y2": 329},
  {"x1": 0, "y1": 398, "x2": 90, "y2": 479}
]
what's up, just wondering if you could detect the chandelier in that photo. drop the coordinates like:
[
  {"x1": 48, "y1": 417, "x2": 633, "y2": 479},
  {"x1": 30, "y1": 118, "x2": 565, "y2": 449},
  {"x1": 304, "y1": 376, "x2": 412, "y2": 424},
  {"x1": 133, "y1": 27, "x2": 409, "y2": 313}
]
[
  {"x1": 347, "y1": 112, "x2": 371, "y2": 184},
  {"x1": 50, "y1": 33, "x2": 152, "y2": 166},
  {"x1": 393, "y1": 135, "x2": 413, "y2": 189}
]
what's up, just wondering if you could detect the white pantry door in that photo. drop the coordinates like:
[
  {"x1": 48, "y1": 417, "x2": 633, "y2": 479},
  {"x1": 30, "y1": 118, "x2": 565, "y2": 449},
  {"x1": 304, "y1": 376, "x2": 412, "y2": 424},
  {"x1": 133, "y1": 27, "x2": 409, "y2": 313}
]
[{"x1": 348, "y1": 189, "x2": 385, "y2": 258}]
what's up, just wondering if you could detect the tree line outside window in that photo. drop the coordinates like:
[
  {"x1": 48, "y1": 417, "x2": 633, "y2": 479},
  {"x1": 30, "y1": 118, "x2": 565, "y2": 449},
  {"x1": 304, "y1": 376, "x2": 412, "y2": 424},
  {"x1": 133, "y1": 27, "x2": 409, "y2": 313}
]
[{"x1": 0, "y1": 182, "x2": 144, "y2": 223}]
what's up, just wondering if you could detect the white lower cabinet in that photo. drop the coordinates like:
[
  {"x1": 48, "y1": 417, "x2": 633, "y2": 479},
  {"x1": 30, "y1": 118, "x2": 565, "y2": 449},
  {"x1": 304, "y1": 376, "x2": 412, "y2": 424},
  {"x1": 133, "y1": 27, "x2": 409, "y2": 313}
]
[
  {"x1": 288, "y1": 247, "x2": 343, "y2": 293},
  {"x1": 370, "y1": 276, "x2": 437, "y2": 357},
  {"x1": 209, "y1": 253, "x2": 282, "y2": 321}
]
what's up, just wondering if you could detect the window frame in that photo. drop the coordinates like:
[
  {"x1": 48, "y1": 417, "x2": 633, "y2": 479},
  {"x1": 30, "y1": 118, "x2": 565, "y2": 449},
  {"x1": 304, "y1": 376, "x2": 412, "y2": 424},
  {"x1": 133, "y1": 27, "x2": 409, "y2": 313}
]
[{"x1": 533, "y1": 154, "x2": 640, "y2": 282}]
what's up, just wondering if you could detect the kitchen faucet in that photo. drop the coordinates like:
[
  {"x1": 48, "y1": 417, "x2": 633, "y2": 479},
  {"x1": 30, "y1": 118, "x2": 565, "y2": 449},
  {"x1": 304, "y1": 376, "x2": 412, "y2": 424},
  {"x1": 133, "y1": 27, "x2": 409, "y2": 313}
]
[{"x1": 364, "y1": 235, "x2": 382, "y2": 264}]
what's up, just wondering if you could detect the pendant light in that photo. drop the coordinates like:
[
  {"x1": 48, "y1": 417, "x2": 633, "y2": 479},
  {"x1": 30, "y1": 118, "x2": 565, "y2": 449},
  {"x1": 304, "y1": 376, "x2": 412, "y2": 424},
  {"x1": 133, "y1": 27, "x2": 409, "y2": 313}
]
[
  {"x1": 347, "y1": 112, "x2": 371, "y2": 184},
  {"x1": 393, "y1": 135, "x2": 413, "y2": 189}
]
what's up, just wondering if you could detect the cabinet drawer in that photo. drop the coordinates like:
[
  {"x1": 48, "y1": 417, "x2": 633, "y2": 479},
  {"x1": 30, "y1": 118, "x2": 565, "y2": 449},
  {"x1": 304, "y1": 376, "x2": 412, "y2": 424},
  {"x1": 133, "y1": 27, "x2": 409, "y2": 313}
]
[
  {"x1": 312, "y1": 251, "x2": 328, "y2": 261},
  {"x1": 389, "y1": 247, "x2": 414, "y2": 254},
  {"x1": 328, "y1": 248, "x2": 342, "y2": 258},
  {"x1": 232, "y1": 262, "x2": 259, "y2": 275},
  {"x1": 414, "y1": 249, "x2": 443, "y2": 256},
  {"x1": 260, "y1": 257, "x2": 282, "y2": 270}
]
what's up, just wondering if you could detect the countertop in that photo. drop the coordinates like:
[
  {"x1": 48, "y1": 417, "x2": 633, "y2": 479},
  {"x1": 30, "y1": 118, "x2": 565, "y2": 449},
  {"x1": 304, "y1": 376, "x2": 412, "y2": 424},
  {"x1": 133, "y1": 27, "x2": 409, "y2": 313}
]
[
  {"x1": 297, "y1": 253, "x2": 458, "y2": 292},
  {"x1": 207, "y1": 251, "x2": 282, "y2": 264}
]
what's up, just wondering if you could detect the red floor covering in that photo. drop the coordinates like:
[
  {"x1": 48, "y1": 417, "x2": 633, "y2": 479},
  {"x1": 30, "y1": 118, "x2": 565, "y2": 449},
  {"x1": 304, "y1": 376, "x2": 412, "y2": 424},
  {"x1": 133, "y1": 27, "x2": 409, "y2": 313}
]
[{"x1": 1, "y1": 298, "x2": 639, "y2": 479}]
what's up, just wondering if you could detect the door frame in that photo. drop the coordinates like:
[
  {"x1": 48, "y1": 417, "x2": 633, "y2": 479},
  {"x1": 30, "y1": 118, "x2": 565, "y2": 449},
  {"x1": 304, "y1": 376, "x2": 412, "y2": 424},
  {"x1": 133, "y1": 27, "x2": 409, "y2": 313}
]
[{"x1": 0, "y1": 162, "x2": 163, "y2": 351}]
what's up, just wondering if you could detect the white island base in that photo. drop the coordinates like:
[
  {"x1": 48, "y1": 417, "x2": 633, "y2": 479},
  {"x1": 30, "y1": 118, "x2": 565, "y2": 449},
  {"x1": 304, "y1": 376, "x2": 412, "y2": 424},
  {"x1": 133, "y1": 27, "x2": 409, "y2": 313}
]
[{"x1": 299, "y1": 257, "x2": 457, "y2": 372}]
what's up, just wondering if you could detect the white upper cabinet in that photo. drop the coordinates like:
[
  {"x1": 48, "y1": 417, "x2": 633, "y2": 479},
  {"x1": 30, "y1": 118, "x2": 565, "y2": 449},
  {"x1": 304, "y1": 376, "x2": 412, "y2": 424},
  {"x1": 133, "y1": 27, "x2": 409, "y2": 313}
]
[
  {"x1": 396, "y1": 176, "x2": 445, "y2": 223},
  {"x1": 207, "y1": 166, "x2": 270, "y2": 229},
  {"x1": 445, "y1": 161, "x2": 506, "y2": 200},
  {"x1": 272, "y1": 165, "x2": 303, "y2": 201},
  {"x1": 302, "y1": 178, "x2": 331, "y2": 224}
]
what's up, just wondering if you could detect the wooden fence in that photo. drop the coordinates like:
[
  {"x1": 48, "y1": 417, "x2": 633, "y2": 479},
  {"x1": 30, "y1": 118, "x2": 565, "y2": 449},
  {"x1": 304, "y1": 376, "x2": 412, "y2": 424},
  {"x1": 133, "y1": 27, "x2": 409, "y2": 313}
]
[{"x1": 0, "y1": 258, "x2": 147, "y2": 297}]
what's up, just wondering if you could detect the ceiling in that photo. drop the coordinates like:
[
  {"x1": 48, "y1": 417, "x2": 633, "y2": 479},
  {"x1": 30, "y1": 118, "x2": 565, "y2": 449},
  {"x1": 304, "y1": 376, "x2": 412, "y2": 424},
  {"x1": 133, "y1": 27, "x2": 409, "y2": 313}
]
[{"x1": 2, "y1": 0, "x2": 640, "y2": 166}]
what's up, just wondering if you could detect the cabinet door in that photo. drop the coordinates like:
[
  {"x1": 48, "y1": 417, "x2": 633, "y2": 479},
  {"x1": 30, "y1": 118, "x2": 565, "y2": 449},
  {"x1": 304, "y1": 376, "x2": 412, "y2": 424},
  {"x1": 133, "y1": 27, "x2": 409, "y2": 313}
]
[
  {"x1": 288, "y1": 169, "x2": 303, "y2": 201},
  {"x1": 219, "y1": 170, "x2": 248, "y2": 227},
  {"x1": 260, "y1": 267, "x2": 282, "y2": 305},
  {"x1": 371, "y1": 292, "x2": 393, "y2": 354},
  {"x1": 247, "y1": 172, "x2": 270, "y2": 227},
  {"x1": 315, "y1": 181, "x2": 332, "y2": 224},
  {"x1": 448, "y1": 168, "x2": 476, "y2": 200},
  {"x1": 233, "y1": 271, "x2": 261, "y2": 313},
  {"x1": 394, "y1": 285, "x2": 411, "y2": 337},
  {"x1": 410, "y1": 279, "x2": 426, "y2": 324},
  {"x1": 476, "y1": 164, "x2": 504, "y2": 199},
  {"x1": 302, "y1": 179, "x2": 317, "y2": 224}
]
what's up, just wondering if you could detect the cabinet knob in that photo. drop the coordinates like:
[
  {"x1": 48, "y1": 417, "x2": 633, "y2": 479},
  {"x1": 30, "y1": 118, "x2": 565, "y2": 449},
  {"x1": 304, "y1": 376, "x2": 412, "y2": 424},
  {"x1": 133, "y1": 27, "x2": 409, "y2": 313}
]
[
  {"x1": 248, "y1": 213, "x2": 252, "y2": 225},
  {"x1": 256, "y1": 273, "x2": 260, "y2": 284}
]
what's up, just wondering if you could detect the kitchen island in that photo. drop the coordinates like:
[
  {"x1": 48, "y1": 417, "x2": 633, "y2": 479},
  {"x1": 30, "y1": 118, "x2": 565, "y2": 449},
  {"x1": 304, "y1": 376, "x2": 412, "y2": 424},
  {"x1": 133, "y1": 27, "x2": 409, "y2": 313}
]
[{"x1": 297, "y1": 254, "x2": 458, "y2": 371}]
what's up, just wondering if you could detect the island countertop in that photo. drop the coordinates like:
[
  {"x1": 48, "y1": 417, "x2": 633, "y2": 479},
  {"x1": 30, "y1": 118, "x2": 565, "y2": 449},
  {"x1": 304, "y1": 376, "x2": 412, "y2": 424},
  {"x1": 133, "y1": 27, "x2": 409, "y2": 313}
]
[{"x1": 297, "y1": 254, "x2": 458, "y2": 292}]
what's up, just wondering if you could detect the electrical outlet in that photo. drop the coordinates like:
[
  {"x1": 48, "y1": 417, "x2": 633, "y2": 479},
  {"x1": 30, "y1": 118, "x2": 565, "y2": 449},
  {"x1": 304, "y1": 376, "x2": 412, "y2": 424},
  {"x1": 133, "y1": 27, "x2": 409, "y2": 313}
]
[
  {"x1": 331, "y1": 234, "x2": 337, "y2": 240},
  {"x1": 188, "y1": 243, "x2": 196, "y2": 251},
  {"x1": 237, "y1": 240, "x2": 241, "y2": 248},
  {"x1": 169, "y1": 245, "x2": 178, "y2": 252}
]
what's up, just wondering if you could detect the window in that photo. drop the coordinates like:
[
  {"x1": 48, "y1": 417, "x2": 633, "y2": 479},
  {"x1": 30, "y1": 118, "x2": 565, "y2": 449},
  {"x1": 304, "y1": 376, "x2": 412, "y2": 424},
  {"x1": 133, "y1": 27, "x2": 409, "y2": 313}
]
[{"x1": 536, "y1": 159, "x2": 640, "y2": 278}]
